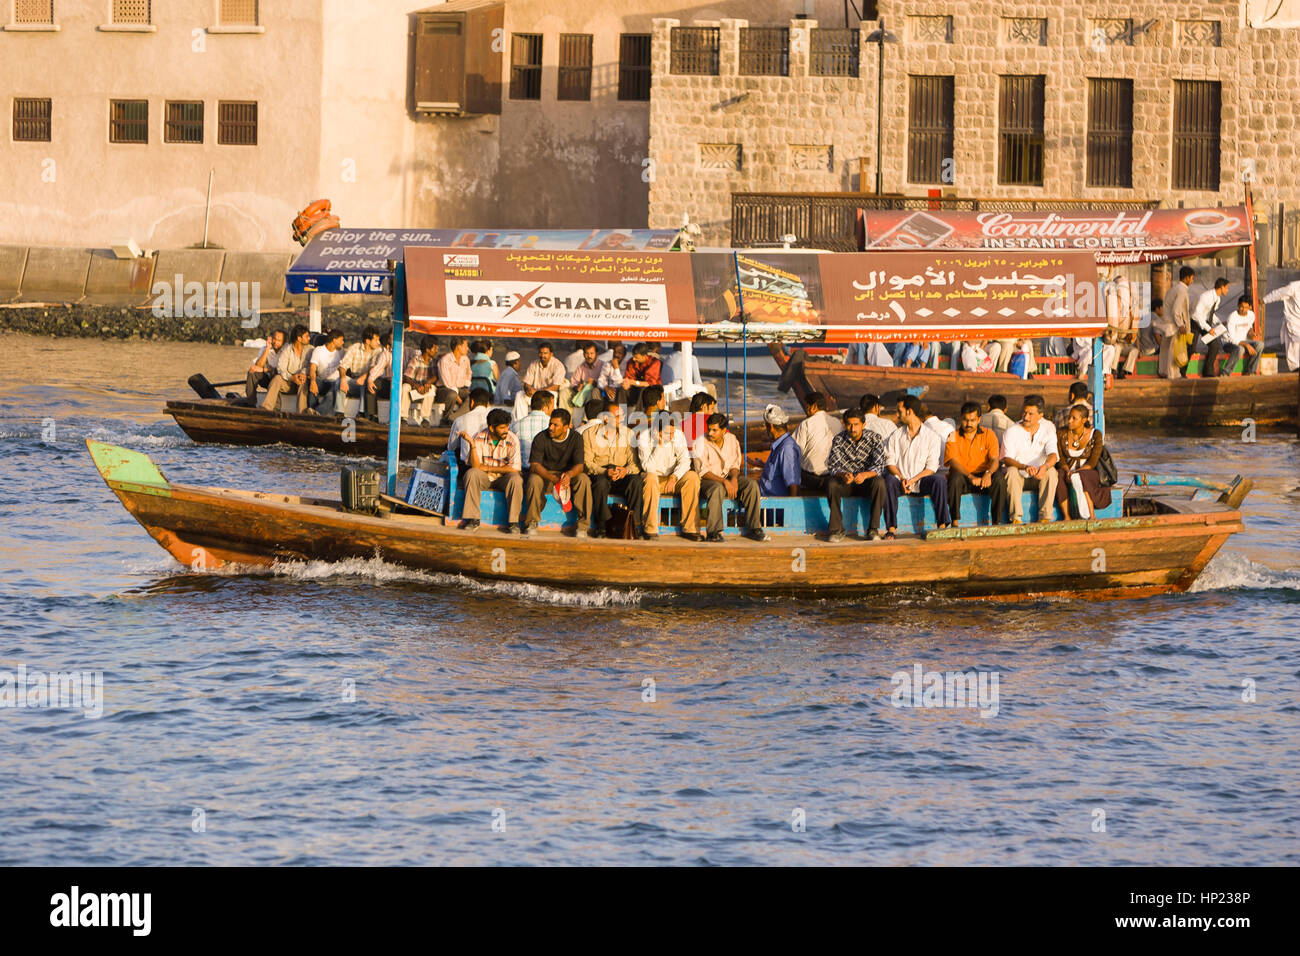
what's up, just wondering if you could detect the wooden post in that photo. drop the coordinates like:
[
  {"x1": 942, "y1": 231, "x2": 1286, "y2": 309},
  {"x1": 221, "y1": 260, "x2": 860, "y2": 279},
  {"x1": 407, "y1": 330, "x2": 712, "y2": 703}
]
[
  {"x1": 386, "y1": 263, "x2": 407, "y2": 496},
  {"x1": 308, "y1": 293, "x2": 322, "y2": 335}
]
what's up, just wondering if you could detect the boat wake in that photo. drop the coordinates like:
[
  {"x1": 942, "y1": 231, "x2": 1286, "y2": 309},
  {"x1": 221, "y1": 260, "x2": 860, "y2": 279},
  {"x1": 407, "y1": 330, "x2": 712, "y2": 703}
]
[
  {"x1": 271, "y1": 554, "x2": 652, "y2": 608},
  {"x1": 1190, "y1": 552, "x2": 1300, "y2": 593}
]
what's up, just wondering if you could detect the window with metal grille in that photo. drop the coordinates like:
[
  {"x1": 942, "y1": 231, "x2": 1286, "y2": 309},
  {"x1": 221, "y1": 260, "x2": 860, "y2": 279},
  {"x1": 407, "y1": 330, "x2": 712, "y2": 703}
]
[
  {"x1": 810, "y1": 28, "x2": 859, "y2": 77},
  {"x1": 907, "y1": 76, "x2": 954, "y2": 184},
  {"x1": 998, "y1": 75, "x2": 1045, "y2": 186},
  {"x1": 218, "y1": 0, "x2": 258, "y2": 26},
  {"x1": 218, "y1": 101, "x2": 257, "y2": 144},
  {"x1": 739, "y1": 27, "x2": 789, "y2": 76},
  {"x1": 164, "y1": 101, "x2": 204, "y2": 144},
  {"x1": 13, "y1": 98, "x2": 51, "y2": 142},
  {"x1": 670, "y1": 26, "x2": 719, "y2": 75},
  {"x1": 557, "y1": 34, "x2": 592, "y2": 101},
  {"x1": 618, "y1": 33, "x2": 651, "y2": 100},
  {"x1": 1086, "y1": 78, "x2": 1133, "y2": 188},
  {"x1": 111, "y1": 0, "x2": 150, "y2": 24},
  {"x1": 1172, "y1": 80, "x2": 1221, "y2": 191},
  {"x1": 510, "y1": 33, "x2": 543, "y2": 99},
  {"x1": 14, "y1": 0, "x2": 54, "y2": 24},
  {"x1": 109, "y1": 100, "x2": 148, "y2": 143}
]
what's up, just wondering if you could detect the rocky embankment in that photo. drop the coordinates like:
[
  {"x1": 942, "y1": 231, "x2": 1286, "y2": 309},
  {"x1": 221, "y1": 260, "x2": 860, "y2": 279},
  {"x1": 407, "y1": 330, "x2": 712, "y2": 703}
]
[{"x1": 0, "y1": 304, "x2": 394, "y2": 344}]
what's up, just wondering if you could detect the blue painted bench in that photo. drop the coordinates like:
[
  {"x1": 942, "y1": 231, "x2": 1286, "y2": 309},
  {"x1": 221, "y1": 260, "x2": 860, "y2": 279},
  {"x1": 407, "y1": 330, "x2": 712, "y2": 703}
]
[{"x1": 431, "y1": 452, "x2": 1121, "y2": 535}]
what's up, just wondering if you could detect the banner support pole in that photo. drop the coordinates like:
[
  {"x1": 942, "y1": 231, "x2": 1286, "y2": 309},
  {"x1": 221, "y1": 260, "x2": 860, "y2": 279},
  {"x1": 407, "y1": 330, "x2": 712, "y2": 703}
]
[{"x1": 386, "y1": 263, "x2": 407, "y2": 496}]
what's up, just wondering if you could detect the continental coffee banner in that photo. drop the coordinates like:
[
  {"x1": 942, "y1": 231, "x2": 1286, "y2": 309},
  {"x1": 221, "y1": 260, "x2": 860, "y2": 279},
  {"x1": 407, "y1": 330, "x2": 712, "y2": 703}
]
[
  {"x1": 858, "y1": 206, "x2": 1252, "y2": 265},
  {"x1": 404, "y1": 246, "x2": 1106, "y2": 342}
]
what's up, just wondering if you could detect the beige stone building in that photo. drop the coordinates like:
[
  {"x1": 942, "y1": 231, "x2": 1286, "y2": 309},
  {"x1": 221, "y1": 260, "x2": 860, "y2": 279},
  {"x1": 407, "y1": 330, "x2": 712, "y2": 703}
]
[{"x1": 647, "y1": 0, "x2": 1300, "y2": 264}]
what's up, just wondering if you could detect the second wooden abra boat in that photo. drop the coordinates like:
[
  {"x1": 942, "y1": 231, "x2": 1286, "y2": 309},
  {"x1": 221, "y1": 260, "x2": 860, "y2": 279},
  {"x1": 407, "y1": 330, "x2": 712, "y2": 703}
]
[
  {"x1": 89, "y1": 439, "x2": 1248, "y2": 601},
  {"x1": 771, "y1": 344, "x2": 1300, "y2": 429}
]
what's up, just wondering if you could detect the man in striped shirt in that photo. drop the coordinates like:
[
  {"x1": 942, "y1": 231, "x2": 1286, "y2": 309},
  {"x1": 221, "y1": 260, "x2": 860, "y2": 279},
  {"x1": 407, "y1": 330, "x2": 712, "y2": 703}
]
[
  {"x1": 512, "y1": 390, "x2": 554, "y2": 469},
  {"x1": 459, "y1": 409, "x2": 524, "y2": 533}
]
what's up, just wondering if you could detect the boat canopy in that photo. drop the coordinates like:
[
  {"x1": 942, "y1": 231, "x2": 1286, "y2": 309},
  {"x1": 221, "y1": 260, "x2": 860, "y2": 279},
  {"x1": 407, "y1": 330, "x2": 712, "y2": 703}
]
[
  {"x1": 855, "y1": 206, "x2": 1253, "y2": 265},
  {"x1": 402, "y1": 246, "x2": 1106, "y2": 343},
  {"x1": 286, "y1": 227, "x2": 680, "y2": 295}
]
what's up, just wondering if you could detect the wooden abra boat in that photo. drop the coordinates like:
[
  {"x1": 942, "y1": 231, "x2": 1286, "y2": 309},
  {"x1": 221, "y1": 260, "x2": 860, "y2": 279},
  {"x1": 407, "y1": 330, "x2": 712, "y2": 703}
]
[
  {"x1": 166, "y1": 399, "x2": 451, "y2": 459},
  {"x1": 89, "y1": 439, "x2": 1249, "y2": 601},
  {"x1": 771, "y1": 345, "x2": 1300, "y2": 429}
]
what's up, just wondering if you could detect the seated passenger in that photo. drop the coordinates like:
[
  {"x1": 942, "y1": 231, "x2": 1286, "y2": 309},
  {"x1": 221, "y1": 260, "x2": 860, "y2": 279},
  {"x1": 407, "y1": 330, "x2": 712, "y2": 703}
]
[
  {"x1": 1056, "y1": 403, "x2": 1112, "y2": 519},
  {"x1": 979, "y1": 394, "x2": 1014, "y2": 445},
  {"x1": 639, "y1": 384, "x2": 667, "y2": 418},
  {"x1": 1052, "y1": 381, "x2": 1093, "y2": 429},
  {"x1": 568, "y1": 341, "x2": 606, "y2": 406},
  {"x1": 447, "y1": 387, "x2": 493, "y2": 468},
  {"x1": 635, "y1": 411, "x2": 701, "y2": 540},
  {"x1": 884, "y1": 395, "x2": 951, "y2": 535},
  {"x1": 595, "y1": 346, "x2": 626, "y2": 403},
  {"x1": 523, "y1": 342, "x2": 570, "y2": 408},
  {"x1": 692, "y1": 413, "x2": 767, "y2": 542},
  {"x1": 584, "y1": 399, "x2": 644, "y2": 538},
  {"x1": 758, "y1": 404, "x2": 801, "y2": 498},
  {"x1": 793, "y1": 391, "x2": 842, "y2": 493},
  {"x1": 494, "y1": 350, "x2": 523, "y2": 406},
  {"x1": 682, "y1": 391, "x2": 717, "y2": 444},
  {"x1": 990, "y1": 395, "x2": 1059, "y2": 525},
  {"x1": 307, "y1": 328, "x2": 346, "y2": 416},
  {"x1": 512, "y1": 390, "x2": 554, "y2": 469},
  {"x1": 361, "y1": 331, "x2": 392, "y2": 422},
  {"x1": 261, "y1": 324, "x2": 312, "y2": 413},
  {"x1": 436, "y1": 337, "x2": 473, "y2": 422},
  {"x1": 859, "y1": 394, "x2": 896, "y2": 441},
  {"x1": 469, "y1": 340, "x2": 497, "y2": 396},
  {"x1": 623, "y1": 344, "x2": 662, "y2": 409},
  {"x1": 824, "y1": 408, "x2": 888, "y2": 543},
  {"x1": 944, "y1": 401, "x2": 1000, "y2": 528},
  {"x1": 338, "y1": 326, "x2": 381, "y2": 412},
  {"x1": 577, "y1": 397, "x2": 606, "y2": 434},
  {"x1": 245, "y1": 329, "x2": 285, "y2": 404},
  {"x1": 459, "y1": 408, "x2": 524, "y2": 534},
  {"x1": 524, "y1": 408, "x2": 593, "y2": 537},
  {"x1": 399, "y1": 338, "x2": 440, "y2": 426}
]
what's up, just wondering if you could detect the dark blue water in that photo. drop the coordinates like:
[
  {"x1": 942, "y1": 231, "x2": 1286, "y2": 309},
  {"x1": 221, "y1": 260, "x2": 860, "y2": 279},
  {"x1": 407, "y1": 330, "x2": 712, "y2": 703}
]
[{"x1": 2, "y1": 334, "x2": 1298, "y2": 865}]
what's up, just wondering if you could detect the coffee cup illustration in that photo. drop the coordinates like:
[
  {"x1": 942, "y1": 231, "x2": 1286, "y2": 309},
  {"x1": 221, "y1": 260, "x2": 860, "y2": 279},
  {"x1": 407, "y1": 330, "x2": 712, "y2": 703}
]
[{"x1": 1185, "y1": 210, "x2": 1239, "y2": 238}]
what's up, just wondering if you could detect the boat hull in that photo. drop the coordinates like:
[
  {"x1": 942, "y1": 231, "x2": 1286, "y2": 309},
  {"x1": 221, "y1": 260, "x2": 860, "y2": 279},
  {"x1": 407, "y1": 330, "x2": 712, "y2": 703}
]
[
  {"x1": 773, "y1": 349, "x2": 1300, "y2": 428},
  {"x1": 91, "y1": 442, "x2": 1242, "y2": 601}
]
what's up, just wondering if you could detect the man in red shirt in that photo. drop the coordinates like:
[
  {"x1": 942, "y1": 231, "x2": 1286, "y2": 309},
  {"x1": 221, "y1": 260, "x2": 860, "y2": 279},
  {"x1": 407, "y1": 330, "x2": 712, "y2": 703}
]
[{"x1": 623, "y1": 343, "x2": 661, "y2": 409}]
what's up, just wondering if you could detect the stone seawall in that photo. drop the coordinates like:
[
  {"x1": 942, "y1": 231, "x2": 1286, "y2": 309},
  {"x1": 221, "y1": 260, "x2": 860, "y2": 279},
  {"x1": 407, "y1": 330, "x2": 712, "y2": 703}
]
[{"x1": 0, "y1": 304, "x2": 394, "y2": 345}]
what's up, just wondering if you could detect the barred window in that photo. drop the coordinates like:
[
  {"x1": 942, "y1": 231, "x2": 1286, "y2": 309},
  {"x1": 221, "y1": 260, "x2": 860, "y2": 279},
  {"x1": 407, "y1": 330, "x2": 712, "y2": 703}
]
[
  {"x1": 810, "y1": 29, "x2": 859, "y2": 77},
  {"x1": 739, "y1": 27, "x2": 789, "y2": 76},
  {"x1": 110, "y1": 99, "x2": 148, "y2": 144},
  {"x1": 557, "y1": 34, "x2": 592, "y2": 101},
  {"x1": 111, "y1": 0, "x2": 150, "y2": 24},
  {"x1": 907, "y1": 76, "x2": 954, "y2": 185},
  {"x1": 1086, "y1": 78, "x2": 1133, "y2": 188},
  {"x1": 1172, "y1": 80, "x2": 1221, "y2": 191},
  {"x1": 165, "y1": 101, "x2": 204, "y2": 144},
  {"x1": 218, "y1": 101, "x2": 257, "y2": 145},
  {"x1": 13, "y1": 0, "x2": 55, "y2": 24},
  {"x1": 998, "y1": 75, "x2": 1045, "y2": 186},
  {"x1": 618, "y1": 33, "x2": 651, "y2": 101},
  {"x1": 510, "y1": 33, "x2": 543, "y2": 100},
  {"x1": 13, "y1": 98, "x2": 51, "y2": 142},
  {"x1": 670, "y1": 26, "x2": 719, "y2": 75},
  {"x1": 218, "y1": 0, "x2": 258, "y2": 25}
]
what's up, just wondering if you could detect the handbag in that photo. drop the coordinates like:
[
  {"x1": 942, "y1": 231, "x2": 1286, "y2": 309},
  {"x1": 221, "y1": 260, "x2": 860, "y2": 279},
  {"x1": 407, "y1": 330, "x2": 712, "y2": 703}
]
[
  {"x1": 1097, "y1": 445, "x2": 1118, "y2": 487},
  {"x1": 1171, "y1": 331, "x2": 1193, "y2": 368},
  {"x1": 605, "y1": 503, "x2": 637, "y2": 540}
]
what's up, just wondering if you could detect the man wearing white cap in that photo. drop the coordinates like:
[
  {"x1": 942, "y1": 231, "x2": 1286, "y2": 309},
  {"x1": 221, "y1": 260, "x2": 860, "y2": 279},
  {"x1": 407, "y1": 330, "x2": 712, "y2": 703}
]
[
  {"x1": 495, "y1": 351, "x2": 523, "y2": 405},
  {"x1": 758, "y1": 404, "x2": 801, "y2": 498}
]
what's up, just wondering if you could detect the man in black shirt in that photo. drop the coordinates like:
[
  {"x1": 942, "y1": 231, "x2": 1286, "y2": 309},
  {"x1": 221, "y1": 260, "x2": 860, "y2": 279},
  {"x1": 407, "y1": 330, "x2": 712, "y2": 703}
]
[{"x1": 523, "y1": 408, "x2": 593, "y2": 536}]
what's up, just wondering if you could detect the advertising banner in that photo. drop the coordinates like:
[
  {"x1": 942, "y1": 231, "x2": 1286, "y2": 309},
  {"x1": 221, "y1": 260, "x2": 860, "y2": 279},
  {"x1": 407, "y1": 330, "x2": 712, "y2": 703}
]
[
  {"x1": 287, "y1": 227, "x2": 680, "y2": 294},
  {"x1": 858, "y1": 207, "x2": 1251, "y2": 265}
]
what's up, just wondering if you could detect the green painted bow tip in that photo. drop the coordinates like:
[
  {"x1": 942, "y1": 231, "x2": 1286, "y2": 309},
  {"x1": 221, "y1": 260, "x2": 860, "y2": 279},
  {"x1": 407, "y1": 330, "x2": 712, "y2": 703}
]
[{"x1": 86, "y1": 440, "x2": 170, "y2": 489}]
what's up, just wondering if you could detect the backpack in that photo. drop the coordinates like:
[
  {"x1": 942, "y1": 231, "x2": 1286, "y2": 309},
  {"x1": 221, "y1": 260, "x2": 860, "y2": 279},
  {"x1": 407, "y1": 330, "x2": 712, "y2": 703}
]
[{"x1": 1008, "y1": 351, "x2": 1028, "y2": 379}]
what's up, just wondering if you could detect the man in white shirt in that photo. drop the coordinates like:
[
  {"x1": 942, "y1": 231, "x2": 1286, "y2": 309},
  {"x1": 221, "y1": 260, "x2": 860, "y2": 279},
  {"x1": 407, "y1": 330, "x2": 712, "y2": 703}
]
[
  {"x1": 883, "y1": 395, "x2": 950, "y2": 536},
  {"x1": 436, "y1": 337, "x2": 473, "y2": 420},
  {"x1": 307, "y1": 329, "x2": 346, "y2": 415},
  {"x1": 664, "y1": 343, "x2": 702, "y2": 392},
  {"x1": 563, "y1": 345, "x2": 587, "y2": 378},
  {"x1": 245, "y1": 328, "x2": 285, "y2": 405},
  {"x1": 1263, "y1": 279, "x2": 1300, "y2": 371},
  {"x1": 923, "y1": 413, "x2": 956, "y2": 445},
  {"x1": 859, "y1": 394, "x2": 897, "y2": 441},
  {"x1": 691, "y1": 412, "x2": 766, "y2": 542},
  {"x1": 979, "y1": 395, "x2": 1015, "y2": 445},
  {"x1": 1191, "y1": 277, "x2": 1230, "y2": 377},
  {"x1": 261, "y1": 324, "x2": 312, "y2": 414},
  {"x1": 361, "y1": 331, "x2": 393, "y2": 422},
  {"x1": 1222, "y1": 296, "x2": 1263, "y2": 376},
  {"x1": 523, "y1": 342, "x2": 570, "y2": 407},
  {"x1": 635, "y1": 412, "x2": 702, "y2": 540},
  {"x1": 793, "y1": 391, "x2": 843, "y2": 493},
  {"x1": 991, "y1": 395, "x2": 1059, "y2": 524},
  {"x1": 446, "y1": 388, "x2": 493, "y2": 466}
]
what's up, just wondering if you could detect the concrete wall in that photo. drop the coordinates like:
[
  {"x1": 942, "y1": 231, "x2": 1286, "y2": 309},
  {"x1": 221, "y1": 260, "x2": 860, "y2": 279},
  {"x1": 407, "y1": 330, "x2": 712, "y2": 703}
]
[{"x1": 0, "y1": 1, "x2": 323, "y2": 252}]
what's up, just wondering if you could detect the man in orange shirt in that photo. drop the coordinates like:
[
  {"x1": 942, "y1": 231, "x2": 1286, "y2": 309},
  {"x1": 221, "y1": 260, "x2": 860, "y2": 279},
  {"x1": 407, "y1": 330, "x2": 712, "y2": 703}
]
[{"x1": 944, "y1": 401, "x2": 1000, "y2": 527}]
